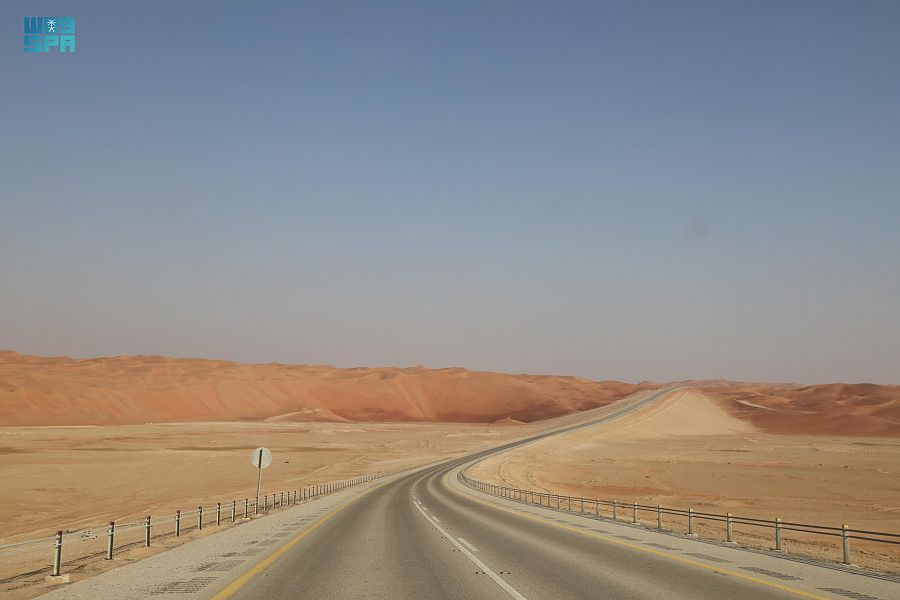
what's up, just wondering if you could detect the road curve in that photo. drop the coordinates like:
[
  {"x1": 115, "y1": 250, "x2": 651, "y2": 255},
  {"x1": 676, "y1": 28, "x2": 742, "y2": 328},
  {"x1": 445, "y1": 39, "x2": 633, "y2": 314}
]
[{"x1": 216, "y1": 388, "x2": 825, "y2": 600}]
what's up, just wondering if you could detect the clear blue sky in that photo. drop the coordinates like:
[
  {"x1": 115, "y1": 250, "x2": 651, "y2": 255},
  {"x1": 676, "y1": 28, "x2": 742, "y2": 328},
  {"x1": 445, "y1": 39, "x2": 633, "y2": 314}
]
[{"x1": 2, "y1": 1, "x2": 898, "y2": 383}]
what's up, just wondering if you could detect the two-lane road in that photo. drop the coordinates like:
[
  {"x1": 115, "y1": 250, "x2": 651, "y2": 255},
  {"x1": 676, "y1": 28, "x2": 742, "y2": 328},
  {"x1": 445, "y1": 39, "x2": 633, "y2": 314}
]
[
  {"x1": 220, "y1": 457, "x2": 800, "y2": 599},
  {"x1": 217, "y1": 388, "x2": 837, "y2": 599}
]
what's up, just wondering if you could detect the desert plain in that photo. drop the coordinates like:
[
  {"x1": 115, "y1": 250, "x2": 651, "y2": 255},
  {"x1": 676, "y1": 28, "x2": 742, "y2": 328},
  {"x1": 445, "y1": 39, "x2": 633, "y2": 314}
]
[
  {"x1": 470, "y1": 387, "x2": 900, "y2": 570},
  {"x1": 1, "y1": 351, "x2": 899, "y2": 596}
]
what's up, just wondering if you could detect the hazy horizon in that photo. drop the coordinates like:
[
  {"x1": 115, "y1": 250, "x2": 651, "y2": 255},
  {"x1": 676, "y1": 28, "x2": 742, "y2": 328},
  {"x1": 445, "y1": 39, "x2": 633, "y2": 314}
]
[
  {"x1": 3, "y1": 1, "x2": 899, "y2": 384},
  {"x1": 0, "y1": 347, "x2": 885, "y2": 387}
]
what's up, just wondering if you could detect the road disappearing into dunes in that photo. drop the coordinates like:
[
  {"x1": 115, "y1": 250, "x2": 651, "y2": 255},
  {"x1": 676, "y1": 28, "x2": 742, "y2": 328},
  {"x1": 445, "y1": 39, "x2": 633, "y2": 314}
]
[
  {"x1": 39, "y1": 388, "x2": 898, "y2": 600},
  {"x1": 208, "y1": 388, "x2": 896, "y2": 600}
]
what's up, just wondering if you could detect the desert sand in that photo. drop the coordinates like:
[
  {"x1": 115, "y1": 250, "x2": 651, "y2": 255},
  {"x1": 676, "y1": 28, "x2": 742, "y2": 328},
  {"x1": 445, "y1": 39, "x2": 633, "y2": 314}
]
[
  {"x1": 705, "y1": 383, "x2": 900, "y2": 436},
  {"x1": 0, "y1": 351, "x2": 651, "y2": 426},
  {"x1": 3, "y1": 351, "x2": 899, "y2": 582},
  {"x1": 0, "y1": 418, "x2": 570, "y2": 596},
  {"x1": 468, "y1": 389, "x2": 900, "y2": 571},
  {"x1": 0, "y1": 420, "x2": 549, "y2": 545}
]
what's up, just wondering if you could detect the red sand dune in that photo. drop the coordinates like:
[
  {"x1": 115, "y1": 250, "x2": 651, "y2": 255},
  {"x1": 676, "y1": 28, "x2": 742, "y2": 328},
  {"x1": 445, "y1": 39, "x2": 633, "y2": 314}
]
[
  {"x1": 703, "y1": 383, "x2": 900, "y2": 436},
  {"x1": 0, "y1": 351, "x2": 654, "y2": 426}
]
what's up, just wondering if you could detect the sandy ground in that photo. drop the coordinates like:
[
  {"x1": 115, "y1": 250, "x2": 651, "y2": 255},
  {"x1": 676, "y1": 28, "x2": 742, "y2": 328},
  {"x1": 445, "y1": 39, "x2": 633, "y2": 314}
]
[
  {"x1": 469, "y1": 389, "x2": 900, "y2": 572},
  {"x1": 706, "y1": 382, "x2": 900, "y2": 436},
  {"x1": 0, "y1": 420, "x2": 549, "y2": 544},
  {"x1": 0, "y1": 419, "x2": 562, "y2": 595}
]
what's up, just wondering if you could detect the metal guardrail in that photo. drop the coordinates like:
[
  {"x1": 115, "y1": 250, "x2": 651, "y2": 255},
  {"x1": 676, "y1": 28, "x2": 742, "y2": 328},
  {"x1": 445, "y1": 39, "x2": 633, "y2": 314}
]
[
  {"x1": 0, "y1": 471, "x2": 400, "y2": 581},
  {"x1": 458, "y1": 472, "x2": 900, "y2": 566}
]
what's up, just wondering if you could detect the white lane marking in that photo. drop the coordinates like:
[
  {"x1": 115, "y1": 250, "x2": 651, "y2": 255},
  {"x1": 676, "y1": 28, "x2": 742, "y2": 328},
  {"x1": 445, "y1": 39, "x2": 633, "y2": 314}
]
[
  {"x1": 457, "y1": 537, "x2": 479, "y2": 552},
  {"x1": 414, "y1": 502, "x2": 526, "y2": 600}
]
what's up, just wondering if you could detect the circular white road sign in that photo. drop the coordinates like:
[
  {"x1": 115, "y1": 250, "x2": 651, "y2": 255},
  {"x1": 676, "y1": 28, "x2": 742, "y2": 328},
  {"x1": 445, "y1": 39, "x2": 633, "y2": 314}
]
[{"x1": 251, "y1": 447, "x2": 272, "y2": 469}]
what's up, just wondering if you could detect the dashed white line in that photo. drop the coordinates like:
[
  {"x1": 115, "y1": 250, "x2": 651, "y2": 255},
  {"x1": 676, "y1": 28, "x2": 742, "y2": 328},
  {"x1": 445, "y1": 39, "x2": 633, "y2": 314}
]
[
  {"x1": 414, "y1": 502, "x2": 526, "y2": 600},
  {"x1": 457, "y1": 537, "x2": 479, "y2": 552}
]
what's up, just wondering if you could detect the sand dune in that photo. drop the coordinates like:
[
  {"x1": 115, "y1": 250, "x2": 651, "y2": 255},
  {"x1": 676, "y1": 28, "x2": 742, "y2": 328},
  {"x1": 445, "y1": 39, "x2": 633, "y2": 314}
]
[
  {"x1": 469, "y1": 389, "x2": 900, "y2": 570},
  {"x1": 0, "y1": 351, "x2": 652, "y2": 426},
  {"x1": 702, "y1": 383, "x2": 900, "y2": 436}
]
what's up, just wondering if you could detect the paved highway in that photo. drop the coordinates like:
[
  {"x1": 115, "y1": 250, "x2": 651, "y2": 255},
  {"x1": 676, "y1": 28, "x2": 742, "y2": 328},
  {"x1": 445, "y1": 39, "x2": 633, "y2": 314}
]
[
  {"x1": 214, "y1": 389, "x2": 895, "y2": 600},
  {"x1": 39, "y1": 388, "x2": 897, "y2": 600}
]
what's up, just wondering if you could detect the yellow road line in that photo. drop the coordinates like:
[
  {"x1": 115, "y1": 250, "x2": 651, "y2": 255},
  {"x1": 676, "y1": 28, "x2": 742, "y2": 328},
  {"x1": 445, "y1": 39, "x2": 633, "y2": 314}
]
[
  {"x1": 446, "y1": 471, "x2": 834, "y2": 600},
  {"x1": 210, "y1": 486, "x2": 379, "y2": 600}
]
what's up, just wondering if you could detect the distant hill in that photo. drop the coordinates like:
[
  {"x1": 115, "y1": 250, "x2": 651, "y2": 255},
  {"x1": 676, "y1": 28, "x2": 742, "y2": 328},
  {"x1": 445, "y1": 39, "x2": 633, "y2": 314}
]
[
  {"x1": 698, "y1": 383, "x2": 900, "y2": 436},
  {"x1": 0, "y1": 351, "x2": 655, "y2": 426}
]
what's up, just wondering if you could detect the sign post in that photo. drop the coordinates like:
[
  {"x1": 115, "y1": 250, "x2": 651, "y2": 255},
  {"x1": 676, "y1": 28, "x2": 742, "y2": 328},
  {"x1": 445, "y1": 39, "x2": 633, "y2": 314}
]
[{"x1": 251, "y1": 447, "x2": 272, "y2": 514}]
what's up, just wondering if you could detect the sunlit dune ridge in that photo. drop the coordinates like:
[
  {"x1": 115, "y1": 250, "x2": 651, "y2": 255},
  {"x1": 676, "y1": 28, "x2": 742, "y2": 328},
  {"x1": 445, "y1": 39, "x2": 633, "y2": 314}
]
[
  {"x1": 0, "y1": 351, "x2": 653, "y2": 426},
  {"x1": 705, "y1": 383, "x2": 900, "y2": 436}
]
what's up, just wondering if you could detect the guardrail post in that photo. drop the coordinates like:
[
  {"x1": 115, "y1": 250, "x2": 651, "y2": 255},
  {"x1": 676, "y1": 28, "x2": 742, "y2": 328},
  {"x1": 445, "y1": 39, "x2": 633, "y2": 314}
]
[
  {"x1": 145, "y1": 516, "x2": 152, "y2": 546},
  {"x1": 265, "y1": 495, "x2": 269, "y2": 512},
  {"x1": 580, "y1": 497, "x2": 584, "y2": 513},
  {"x1": 632, "y1": 501, "x2": 637, "y2": 523},
  {"x1": 52, "y1": 531, "x2": 62, "y2": 576},
  {"x1": 596, "y1": 498, "x2": 600, "y2": 517},
  {"x1": 176, "y1": 510, "x2": 181, "y2": 536},
  {"x1": 842, "y1": 524, "x2": 851, "y2": 564},
  {"x1": 106, "y1": 521, "x2": 115, "y2": 559},
  {"x1": 613, "y1": 500, "x2": 618, "y2": 521},
  {"x1": 568, "y1": 496, "x2": 572, "y2": 511},
  {"x1": 198, "y1": 506, "x2": 203, "y2": 530},
  {"x1": 281, "y1": 492, "x2": 284, "y2": 506},
  {"x1": 775, "y1": 517, "x2": 782, "y2": 550},
  {"x1": 657, "y1": 505, "x2": 663, "y2": 529},
  {"x1": 688, "y1": 508, "x2": 695, "y2": 535},
  {"x1": 726, "y1": 513, "x2": 734, "y2": 543},
  {"x1": 231, "y1": 500, "x2": 236, "y2": 522}
]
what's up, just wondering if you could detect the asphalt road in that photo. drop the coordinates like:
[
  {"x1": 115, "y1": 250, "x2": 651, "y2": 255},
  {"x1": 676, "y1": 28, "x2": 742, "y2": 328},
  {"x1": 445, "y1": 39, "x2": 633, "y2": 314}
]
[
  {"x1": 35, "y1": 388, "x2": 896, "y2": 600},
  {"x1": 219, "y1": 389, "x2": 808, "y2": 600}
]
